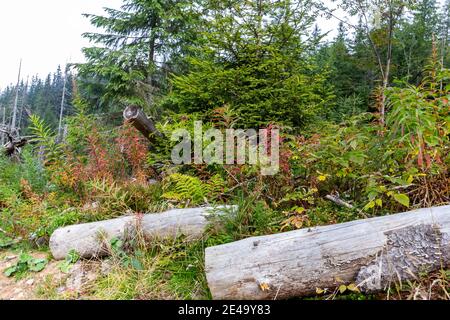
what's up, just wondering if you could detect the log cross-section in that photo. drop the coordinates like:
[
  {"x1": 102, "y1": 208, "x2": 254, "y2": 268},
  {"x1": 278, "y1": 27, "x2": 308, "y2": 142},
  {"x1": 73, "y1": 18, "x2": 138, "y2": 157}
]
[{"x1": 205, "y1": 205, "x2": 450, "y2": 300}]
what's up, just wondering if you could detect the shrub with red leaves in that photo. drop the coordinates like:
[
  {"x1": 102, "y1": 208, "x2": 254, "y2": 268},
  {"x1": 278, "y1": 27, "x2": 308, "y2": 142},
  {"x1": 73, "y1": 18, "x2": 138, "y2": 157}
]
[{"x1": 116, "y1": 122, "x2": 149, "y2": 182}]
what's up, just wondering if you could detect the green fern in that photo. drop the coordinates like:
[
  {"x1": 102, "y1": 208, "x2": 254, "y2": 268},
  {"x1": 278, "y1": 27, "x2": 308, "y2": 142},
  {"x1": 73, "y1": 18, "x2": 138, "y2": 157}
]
[
  {"x1": 162, "y1": 173, "x2": 228, "y2": 205},
  {"x1": 162, "y1": 173, "x2": 207, "y2": 205},
  {"x1": 205, "y1": 174, "x2": 227, "y2": 199},
  {"x1": 29, "y1": 115, "x2": 63, "y2": 165}
]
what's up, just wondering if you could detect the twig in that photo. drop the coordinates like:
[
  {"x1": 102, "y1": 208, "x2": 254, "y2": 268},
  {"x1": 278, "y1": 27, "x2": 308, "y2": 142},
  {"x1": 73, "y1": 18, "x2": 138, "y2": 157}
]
[
  {"x1": 391, "y1": 184, "x2": 414, "y2": 191},
  {"x1": 325, "y1": 194, "x2": 354, "y2": 209},
  {"x1": 220, "y1": 177, "x2": 258, "y2": 197}
]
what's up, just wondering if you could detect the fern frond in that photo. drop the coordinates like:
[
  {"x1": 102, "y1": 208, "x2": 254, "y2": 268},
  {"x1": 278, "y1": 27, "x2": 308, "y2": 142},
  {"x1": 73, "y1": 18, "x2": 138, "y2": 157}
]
[
  {"x1": 162, "y1": 173, "x2": 207, "y2": 205},
  {"x1": 29, "y1": 115, "x2": 63, "y2": 165}
]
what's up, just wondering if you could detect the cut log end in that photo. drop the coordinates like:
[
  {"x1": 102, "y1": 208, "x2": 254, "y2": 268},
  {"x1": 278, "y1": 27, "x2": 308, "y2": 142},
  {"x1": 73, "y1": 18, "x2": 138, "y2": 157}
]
[
  {"x1": 123, "y1": 105, "x2": 140, "y2": 121},
  {"x1": 122, "y1": 105, "x2": 164, "y2": 142}
]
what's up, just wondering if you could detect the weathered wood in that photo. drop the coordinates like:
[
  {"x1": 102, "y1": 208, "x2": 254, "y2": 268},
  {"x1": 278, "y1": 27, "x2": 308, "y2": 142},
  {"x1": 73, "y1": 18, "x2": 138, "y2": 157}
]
[
  {"x1": 123, "y1": 105, "x2": 164, "y2": 142},
  {"x1": 4, "y1": 139, "x2": 27, "y2": 157},
  {"x1": 57, "y1": 64, "x2": 68, "y2": 140},
  {"x1": 10, "y1": 59, "x2": 22, "y2": 131},
  {"x1": 325, "y1": 194, "x2": 354, "y2": 209},
  {"x1": 1, "y1": 128, "x2": 27, "y2": 157},
  {"x1": 1, "y1": 105, "x2": 6, "y2": 146},
  {"x1": 50, "y1": 206, "x2": 235, "y2": 260},
  {"x1": 205, "y1": 205, "x2": 450, "y2": 300}
]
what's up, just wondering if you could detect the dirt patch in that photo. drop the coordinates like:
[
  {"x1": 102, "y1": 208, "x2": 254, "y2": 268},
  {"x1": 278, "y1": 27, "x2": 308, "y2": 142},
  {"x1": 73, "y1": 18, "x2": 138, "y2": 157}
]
[{"x1": 0, "y1": 250, "x2": 103, "y2": 300}]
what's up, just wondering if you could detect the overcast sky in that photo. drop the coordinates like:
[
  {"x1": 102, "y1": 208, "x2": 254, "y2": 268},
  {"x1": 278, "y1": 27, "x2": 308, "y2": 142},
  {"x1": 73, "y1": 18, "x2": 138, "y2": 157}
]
[
  {"x1": 0, "y1": 0, "x2": 350, "y2": 89},
  {"x1": 0, "y1": 0, "x2": 123, "y2": 88}
]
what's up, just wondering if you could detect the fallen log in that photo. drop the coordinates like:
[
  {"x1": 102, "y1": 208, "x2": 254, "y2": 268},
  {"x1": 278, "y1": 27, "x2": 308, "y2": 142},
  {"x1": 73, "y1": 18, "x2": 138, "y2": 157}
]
[
  {"x1": 50, "y1": 206, "x2": 235, "y2": 260},
  {"x1": 205, "y1": 205, "x2": 450, "y2": 300},
  {"x1": 123, "y1": 105, "x2": 164, "y2": 142}
]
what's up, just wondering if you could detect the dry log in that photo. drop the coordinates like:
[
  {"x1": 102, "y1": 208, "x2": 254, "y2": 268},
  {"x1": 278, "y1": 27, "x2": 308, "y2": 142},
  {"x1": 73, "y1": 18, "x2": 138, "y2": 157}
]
[
  {"x1": 50, "y1": 206, "x2": 235, "y2": 260},
  {"x1": 123, "y1": 105, "x2": 164, "y2": 142},
  {"x1": 205, "y1": 205, "x2": 450, "y2": 300}
]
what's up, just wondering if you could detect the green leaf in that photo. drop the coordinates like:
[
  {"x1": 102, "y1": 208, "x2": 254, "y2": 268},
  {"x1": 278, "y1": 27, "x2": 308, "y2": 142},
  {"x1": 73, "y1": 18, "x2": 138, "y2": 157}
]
[
  {"x1": 338, "y1": 284, "x2": 347, "y2": 294},
  {"x1": 29, "y1": 259, "x2": 48, "y2": 272},
  {"x1": 18, "y1": 253, "x2": 32, "y2": 263},
  {"x1": 393, "y1": 193, "x2": 410, "y2": 207},
  {"x1": 131, "y1": 257, "x2": 144, "y2": 271},
  {"x1": 110, "y1": 237, "x2": 123, "y2": 250},
  {"x1": 66, "y1": 250, "x2": 80, "y2": 264},
  {"x1": 0, "y1": 236, "x2": 14, "y2": 248},
  {"x1": 347, "y1": 283, "x2": 360, "y2": 292},
  {"x1": 58, "y1": 261, "x2": 72, "y2": 274},
  {"x1": 347, "y1": 152, "x2": 366, "y2": 165},
  {"x1": 363, "y1": 201, "x2": 375, "y2": 211},
  {"x1": 4, "y1": 266, "x2": 17, "y2": 277}
]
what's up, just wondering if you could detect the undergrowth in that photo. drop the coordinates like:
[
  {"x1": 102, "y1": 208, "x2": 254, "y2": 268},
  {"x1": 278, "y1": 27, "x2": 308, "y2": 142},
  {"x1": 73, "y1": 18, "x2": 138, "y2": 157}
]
[{"x1": 1, "y1": 58, "x2": 450, "y2": 300}]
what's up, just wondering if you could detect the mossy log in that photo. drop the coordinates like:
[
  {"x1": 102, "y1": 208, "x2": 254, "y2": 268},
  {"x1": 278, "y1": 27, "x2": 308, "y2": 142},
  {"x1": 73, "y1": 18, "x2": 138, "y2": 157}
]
[{"x1": 205, "y1": 205, "x2": 450, "y2": 300}]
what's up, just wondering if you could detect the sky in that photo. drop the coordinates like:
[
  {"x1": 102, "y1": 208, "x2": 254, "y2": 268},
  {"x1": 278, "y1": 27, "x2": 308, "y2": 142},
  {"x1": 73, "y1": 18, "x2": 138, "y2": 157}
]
[
  {"x1": 0, "y1": 0, "x2": 350, "y2": 89},
  {"x1": 0, "y1": 0, "x2": 123, "y2": 89}
]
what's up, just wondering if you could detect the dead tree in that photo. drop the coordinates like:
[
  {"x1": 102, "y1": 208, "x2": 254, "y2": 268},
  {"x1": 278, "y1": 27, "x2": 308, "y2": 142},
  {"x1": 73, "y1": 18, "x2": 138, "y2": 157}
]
[
  {"x1": 57, "y1": 64, "x2": 68, "y2": 140},
  {"x1": 0, "y1": 105, "x2": 6, "y2": 146},
  {"x1": 1, "y1": 127, "x2": 28, "y2": 157},
  {"x1": 17, "y1": 76, "x2": 29, "y2": 130},
  {"x1": 10, "y1": 59, "x2": 22, "y2": 131},
  {"x1": 123, "y1": 105, "x2": 164, "y2": 143}
]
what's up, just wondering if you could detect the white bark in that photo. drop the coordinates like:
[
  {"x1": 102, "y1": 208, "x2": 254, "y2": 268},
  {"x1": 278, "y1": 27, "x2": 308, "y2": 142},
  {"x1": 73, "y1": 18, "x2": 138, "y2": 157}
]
[
  {"x1": 10, "y1": 59, "x2": 22, "y2": 133},
  {"x1": 1, "y1": 104, "x2": 5, "y2": 146},
  {"x1": 17, "y1": 76, "x2": 29, "y2": 130},
  {"x1": 50, "y1": 206, "x2": 236, "y2": 260},
  {"x1": 58, "y1": 65, "x2": 68, "y2": 140},
  {"x1": 205, "y1": 205, "x2": 450, "y2": 300}
]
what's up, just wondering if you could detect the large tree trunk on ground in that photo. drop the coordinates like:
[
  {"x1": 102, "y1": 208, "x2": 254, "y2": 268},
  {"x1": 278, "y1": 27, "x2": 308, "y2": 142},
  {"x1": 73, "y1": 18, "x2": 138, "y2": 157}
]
[
  {"x1": 205, "y1": 205, "x2": 450, "y2": 300},
  {"x1": 123, "y1": 105, "x2": 164, "y2": 142},
  {"x1": 50, "y1": 206, "x2": 235, "y2": 260}
]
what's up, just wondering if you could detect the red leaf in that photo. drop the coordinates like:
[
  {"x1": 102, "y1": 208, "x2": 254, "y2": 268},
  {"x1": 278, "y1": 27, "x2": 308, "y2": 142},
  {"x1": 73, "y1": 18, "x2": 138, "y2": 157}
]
[
  {"x1": 425, "y1": 153, "x2": 431, "y2": 169},
  {"x1": 418, "y1": 147, "x2": 423, "y2": 168}
]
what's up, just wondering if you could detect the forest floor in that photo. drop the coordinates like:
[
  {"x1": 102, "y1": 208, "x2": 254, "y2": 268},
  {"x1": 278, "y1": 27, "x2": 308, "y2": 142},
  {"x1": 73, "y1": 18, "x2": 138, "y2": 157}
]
[
  {"x1": 1, "y1": 246, "x2": 449, "y2": 300},
  {"x1": 0, "y1": 250, "x2": 104, "y2": 300}
]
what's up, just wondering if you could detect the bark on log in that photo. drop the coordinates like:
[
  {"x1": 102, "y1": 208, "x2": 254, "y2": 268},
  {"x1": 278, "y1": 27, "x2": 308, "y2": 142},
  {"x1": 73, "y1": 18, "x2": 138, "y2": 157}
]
[
  {"x1": 50, "y1": 206, "x2": 235, "y2": 260},
  {"x1": 123, "y1": 105, "x2": 164, "y2": 142},
  {"x1": 205, "y1": 205, "x2": 450, "y2": 300}
]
